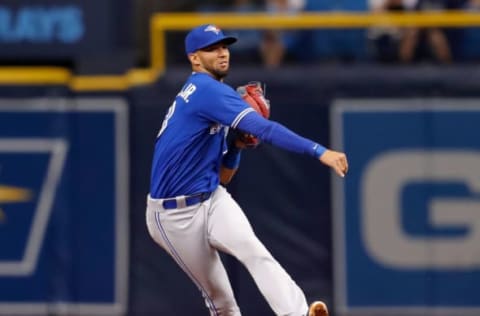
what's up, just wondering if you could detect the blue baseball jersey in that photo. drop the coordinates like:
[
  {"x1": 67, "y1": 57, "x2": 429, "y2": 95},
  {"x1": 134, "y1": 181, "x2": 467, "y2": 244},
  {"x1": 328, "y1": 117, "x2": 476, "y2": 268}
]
[{"x1": 150, "y1": 72, "x2": 252, "y2": 198}]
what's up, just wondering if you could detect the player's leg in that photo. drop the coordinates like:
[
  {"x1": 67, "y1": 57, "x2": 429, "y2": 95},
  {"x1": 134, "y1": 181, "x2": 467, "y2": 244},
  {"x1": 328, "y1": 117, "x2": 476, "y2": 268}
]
[
  {"x1": 146, "y1": 196, "x2": 241, "y2": 316},
  {"x1": 206, "y1": 186, "x2": 309, "y2": 316}
]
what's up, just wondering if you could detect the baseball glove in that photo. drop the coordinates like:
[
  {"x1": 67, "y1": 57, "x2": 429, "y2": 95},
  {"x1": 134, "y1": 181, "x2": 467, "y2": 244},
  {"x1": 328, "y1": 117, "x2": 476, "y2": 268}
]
[
  {"x1": 235, "y1": 81, "x2": 270, "y2": 148},
  {"x1": 237, "y1": 81, "x2": 270, "y2": 119}
]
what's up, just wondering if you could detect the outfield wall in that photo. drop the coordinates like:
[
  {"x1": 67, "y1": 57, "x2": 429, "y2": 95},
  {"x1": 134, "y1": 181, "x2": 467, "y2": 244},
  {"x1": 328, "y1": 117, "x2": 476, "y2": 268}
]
[{"x1": 1, "y1": 65, "x2": 480, "y2": 315}]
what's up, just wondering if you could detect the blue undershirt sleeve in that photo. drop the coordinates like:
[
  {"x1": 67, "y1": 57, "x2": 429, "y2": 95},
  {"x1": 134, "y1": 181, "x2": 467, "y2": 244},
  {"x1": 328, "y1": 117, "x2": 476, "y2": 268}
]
[{"x1": 236, "y1": 112, "x2": 326, "y2": 159}]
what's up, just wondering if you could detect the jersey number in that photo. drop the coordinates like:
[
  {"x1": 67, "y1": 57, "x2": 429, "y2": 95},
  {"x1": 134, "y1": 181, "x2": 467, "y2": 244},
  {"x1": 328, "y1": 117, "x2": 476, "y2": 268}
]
[{"x1": 157, "y1": 101, "x2": 177, "y2": 137}]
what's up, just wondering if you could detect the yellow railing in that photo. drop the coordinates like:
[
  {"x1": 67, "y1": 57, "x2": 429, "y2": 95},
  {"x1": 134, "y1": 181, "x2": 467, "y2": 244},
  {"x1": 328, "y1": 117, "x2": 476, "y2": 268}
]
[
  {"x1": 151, "y1": 11, "x2": 480, "y2": 74},
  {"x1": 1, "y1": 11, "x2": 480, "y2": 91}
]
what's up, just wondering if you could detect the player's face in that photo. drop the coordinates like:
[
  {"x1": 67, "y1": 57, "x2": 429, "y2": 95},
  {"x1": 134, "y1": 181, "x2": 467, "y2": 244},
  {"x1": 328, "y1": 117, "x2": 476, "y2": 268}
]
[{"x1": 192, "y1": 42, "x2": 230, "y2": 80}]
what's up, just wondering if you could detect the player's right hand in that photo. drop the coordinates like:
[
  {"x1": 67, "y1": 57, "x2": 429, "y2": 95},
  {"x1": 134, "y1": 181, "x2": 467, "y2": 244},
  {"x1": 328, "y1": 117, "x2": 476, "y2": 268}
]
[{"x1": 319, "y1": 149, "x2": 348, "y2": 178}]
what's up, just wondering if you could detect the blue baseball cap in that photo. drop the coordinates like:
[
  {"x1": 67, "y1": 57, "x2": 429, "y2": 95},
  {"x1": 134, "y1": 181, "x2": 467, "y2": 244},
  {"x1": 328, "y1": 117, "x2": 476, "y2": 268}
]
[{"x1": 185, "y1": 24, "x2": 237, "y2": 55}]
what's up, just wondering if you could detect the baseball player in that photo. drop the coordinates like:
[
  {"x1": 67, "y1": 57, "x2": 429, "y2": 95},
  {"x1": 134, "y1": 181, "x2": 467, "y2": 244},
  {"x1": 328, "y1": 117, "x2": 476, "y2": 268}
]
[{"x1": 146, "y1": 24, "x2": 348, "y2": 316}]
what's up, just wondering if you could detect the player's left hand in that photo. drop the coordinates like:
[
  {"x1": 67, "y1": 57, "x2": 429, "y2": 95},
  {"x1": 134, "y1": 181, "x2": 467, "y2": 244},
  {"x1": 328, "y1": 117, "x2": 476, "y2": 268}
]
[
  {"x1": 319, "y1": 149, "x2": 348, "y2": 177},
  {"x1": 235, "y1": 131, "x2": 260, "y2": 149},
  {"x1": 234, "y1": 81, "x2": 271, "y2": 149}
]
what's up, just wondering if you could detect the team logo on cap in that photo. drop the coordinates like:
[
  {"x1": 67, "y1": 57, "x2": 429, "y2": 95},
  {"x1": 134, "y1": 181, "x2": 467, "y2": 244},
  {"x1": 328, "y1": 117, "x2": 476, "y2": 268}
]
[{"x1": 204, "y1": 25, "x2": 221, "y2": 34}]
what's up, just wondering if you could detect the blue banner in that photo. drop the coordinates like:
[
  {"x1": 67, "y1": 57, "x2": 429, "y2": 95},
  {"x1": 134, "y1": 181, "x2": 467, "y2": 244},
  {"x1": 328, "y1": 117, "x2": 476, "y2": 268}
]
[
  {"x1": 332, "y1": 99, "x2": 480, "y2": 316},
  {"x1": 0, "y1": 98, "x2": 128, "y2": 315},
  {"x1": 0, "y1": 0, "x2": 112, "y2": 59}
]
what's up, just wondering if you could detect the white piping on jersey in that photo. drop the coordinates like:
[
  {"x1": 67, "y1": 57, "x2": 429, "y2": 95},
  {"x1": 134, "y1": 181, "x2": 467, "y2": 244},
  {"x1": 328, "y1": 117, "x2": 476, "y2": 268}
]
[{"x1": 231, "y1": 107, "x2": 255, "y2": 129}]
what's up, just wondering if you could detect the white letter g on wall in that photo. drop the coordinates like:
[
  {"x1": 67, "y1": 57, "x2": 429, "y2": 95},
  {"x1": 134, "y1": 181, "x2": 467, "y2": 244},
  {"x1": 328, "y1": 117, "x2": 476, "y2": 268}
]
[{"x1": 362, "y1": 150, "x2": 480, "y2": 269}]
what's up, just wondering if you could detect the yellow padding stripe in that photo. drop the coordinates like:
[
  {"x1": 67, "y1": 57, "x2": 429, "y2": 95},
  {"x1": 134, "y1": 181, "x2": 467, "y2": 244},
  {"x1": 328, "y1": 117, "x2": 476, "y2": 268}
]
[
  {"x1": 0, "y1": 67, "x2": 71, "y2": 84},
  {"x1": 153, "y1": 11, "x2": 480, "y2": 30},
  {"x1": 0, "y1": 67, "x2": 157, "y2": 91},
  {"x1": 71, "y1": 69, "x2": 157, "y2": 91}
]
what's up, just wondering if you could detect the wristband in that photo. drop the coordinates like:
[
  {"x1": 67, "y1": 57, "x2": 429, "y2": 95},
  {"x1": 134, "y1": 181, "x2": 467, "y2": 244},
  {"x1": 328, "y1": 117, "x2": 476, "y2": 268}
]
[
  {"x1": 222, "y1": 145, "x2": 242, "y2": 169},
  {"x1": 313, "y1": 143, "x2": 327, "y2": 159}
]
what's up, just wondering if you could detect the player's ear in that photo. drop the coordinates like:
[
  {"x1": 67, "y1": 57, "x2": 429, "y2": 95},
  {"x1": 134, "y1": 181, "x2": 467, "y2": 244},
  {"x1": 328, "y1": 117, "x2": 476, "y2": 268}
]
[{"x1": 188, "y1": 53, "x2": 201, "y2": 67}]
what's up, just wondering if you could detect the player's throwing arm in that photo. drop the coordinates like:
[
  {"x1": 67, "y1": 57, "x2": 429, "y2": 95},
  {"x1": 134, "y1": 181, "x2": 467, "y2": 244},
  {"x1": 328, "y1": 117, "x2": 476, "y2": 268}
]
[{"x1": 234, "y1": 80, "x2": 348, "y2": 178}]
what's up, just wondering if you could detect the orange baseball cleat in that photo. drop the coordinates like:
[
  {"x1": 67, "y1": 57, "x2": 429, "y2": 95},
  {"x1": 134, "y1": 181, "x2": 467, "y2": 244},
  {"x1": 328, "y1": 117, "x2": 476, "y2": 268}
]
[{"x1": 308, "y1": 301, "x2": 328, "y2": 316}]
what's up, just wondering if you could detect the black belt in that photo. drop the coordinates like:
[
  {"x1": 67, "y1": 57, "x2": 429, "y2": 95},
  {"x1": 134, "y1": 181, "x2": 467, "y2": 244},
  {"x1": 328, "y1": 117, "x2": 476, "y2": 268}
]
[{"x1": 162, "y1": 192, "x2": 212, "y2": 210}]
